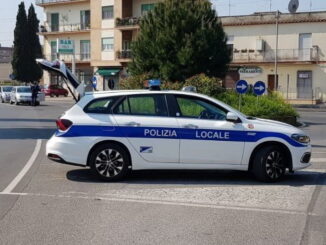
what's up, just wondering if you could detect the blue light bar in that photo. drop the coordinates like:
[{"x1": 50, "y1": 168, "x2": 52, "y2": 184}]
[{"x1": 148, "y1": 79, "x2": 161, "y2": 87}]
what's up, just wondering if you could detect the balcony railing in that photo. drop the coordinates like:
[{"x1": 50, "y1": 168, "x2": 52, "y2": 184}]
[
  {"x1": 116, "y1": 17, "x2": 141, "y2": 28},
  {"x1": 116, "y1": 50, "x2": 132, "y2": 59},
  {"x1": 232, "y1": 48, "x2": 319, "y2": 63},
  {"x1": 39, "y1": 22, "x2": 90, "y2": 33},
  {"x1": 36, "y1": 0, "x2": 87, "y2": 5},
  {"x1": 46, "y1": 53, "x2": 91, "y2": 62}
]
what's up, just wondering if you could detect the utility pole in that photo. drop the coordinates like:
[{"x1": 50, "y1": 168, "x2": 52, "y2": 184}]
[
  {"x1": 274, "y1": 10, "x2": 279, "y2": 91},
  {"x1": 229, "y1": 0, "x2": 231, "y2": 16},
  {"x1": 270, "y1": 0, "x2": 272, "y2": 11}
]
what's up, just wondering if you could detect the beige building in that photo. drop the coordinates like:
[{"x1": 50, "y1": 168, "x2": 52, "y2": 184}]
[
  {"x1": 222, "y1": 11, "x2": 326, "y2": 104},
  {"x1": 37, "y1": 1, "x2": 326, "y2": 103},
  {"x1": 37, "y1": 0, "x2": 157, "y2": 90}
]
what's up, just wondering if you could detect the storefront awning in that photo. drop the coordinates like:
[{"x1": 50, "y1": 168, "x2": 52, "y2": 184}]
[{"x1": 96, "y1": 68, "x2": 121, "y2": 76}]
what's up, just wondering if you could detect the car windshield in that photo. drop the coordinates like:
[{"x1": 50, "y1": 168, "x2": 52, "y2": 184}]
[
  {"x1": 17, "y1": 87, "x2": 31, "y2": 93},
  {"x1": 3, "y1": 87, "x2": 13, "y2": 92}
]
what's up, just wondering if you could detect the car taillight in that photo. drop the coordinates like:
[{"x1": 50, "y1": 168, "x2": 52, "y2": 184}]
[{"x1": 56, "y1": 119, "x2": 73, "y2": 131}]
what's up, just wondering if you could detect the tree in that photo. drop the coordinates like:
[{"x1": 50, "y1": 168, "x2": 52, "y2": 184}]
[
  {"x1": 11, "y1": 2, "x2": 43, "y2": 83},
  {"x1": 11, "y1": 2, "x2": 30, "y2": 82},
  {"x1": 129, "y1": 0, "x2": 230, "y2": 82},
  {"x1": 28, "y1": 4, "x2": 43, "y2": 59},
  {"x1": 26, "y1": 4, "x2": 43, "y2": 81}
]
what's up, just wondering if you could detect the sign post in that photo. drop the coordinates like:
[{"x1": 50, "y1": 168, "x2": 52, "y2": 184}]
[
  {"x1": 235, "y1": 80, "x2": 248, "y2": 111},
  {"x1": 253, "y1": 81, "x2": 266, "y2": 107}
]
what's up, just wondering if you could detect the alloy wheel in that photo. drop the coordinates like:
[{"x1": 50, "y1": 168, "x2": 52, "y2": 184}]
[
  {"x1": 265, "y1": 151, "x2": 284, "y2": 180},
  {"x1": 94, "y1": 148, "x2": 124, "y2": 178}
]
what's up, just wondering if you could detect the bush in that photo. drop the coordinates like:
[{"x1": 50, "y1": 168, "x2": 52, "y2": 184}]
[
  {"x1": 215, "y1": 91, "x2": 298, "y2": 123},
  {"x1": 183, "y1": 74, "x2": 225, "y2": 96},
  {"x1": 119, "y1": 74, "x2": 150, "y2": 90}
]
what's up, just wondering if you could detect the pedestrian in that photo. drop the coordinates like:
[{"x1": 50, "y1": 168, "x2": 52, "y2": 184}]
[{"x1": 31, "y1": 81, "x2": 40, "y2": 106}]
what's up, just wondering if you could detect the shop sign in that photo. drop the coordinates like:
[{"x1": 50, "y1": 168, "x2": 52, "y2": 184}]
[{"x1": 238, "y1": 67, "x2": 263, "y2": 78}]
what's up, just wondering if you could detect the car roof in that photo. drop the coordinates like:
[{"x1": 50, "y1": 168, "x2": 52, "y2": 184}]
[{"x1": 85, "y1": 90, "x2": 204, "y2": 98}]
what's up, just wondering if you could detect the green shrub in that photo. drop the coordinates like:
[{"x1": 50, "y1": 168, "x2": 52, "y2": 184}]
[
  {"x1": 119, "y1": 74, "x2": 150, "y2": 90},
  {"x1": 215, "y1": 91, "x2": 298, "y2": 121},
  {"x1": 184, "y1": 74, "x2": 225, "y2": 96}
]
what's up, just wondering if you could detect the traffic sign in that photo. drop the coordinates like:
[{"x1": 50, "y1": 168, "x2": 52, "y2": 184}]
[
  {"x1": 92, "y1": 76, "x2": 97, "y2": 89},
  {"x1": 253, "y1": 81, "x2": 266, "y2": 96},
  {"x1": 235, "y1": 80, "x2": 248, "y2": 94}
]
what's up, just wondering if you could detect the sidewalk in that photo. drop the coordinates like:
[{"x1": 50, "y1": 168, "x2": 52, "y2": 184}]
[{"x1": 294, "y1": 103, "x2": 326, "y2": 112}]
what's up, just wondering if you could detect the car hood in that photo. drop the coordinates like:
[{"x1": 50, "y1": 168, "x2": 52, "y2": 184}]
[{"x1": 247, "y1": 117, "x2": 304, "y2": 135}]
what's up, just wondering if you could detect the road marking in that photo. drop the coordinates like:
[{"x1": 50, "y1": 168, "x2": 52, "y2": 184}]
[
  {"x1": 1, "y1": 139, "x2": 42, "y2": 194},
  {"x1": 311, "y1": 158, "x2": 326, "y2": 163},
  {"x1": 0, "y1": 192, "x2": 308, "y2": 215}
]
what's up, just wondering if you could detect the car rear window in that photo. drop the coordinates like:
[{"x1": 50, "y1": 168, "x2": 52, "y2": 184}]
[
  {"x1": 17, "y1": 87, "x2": 31, "y2": 93},
  {"x1": 84, "y1": 97, "x2": 118, "y2": 114},
  {"x1": 113, "y1": 94, "x2": 168, "y2": 117}
]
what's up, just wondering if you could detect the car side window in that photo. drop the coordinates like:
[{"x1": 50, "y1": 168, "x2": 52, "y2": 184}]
[
  {"x1": 84, "y1": 97, "x2": 116, "y2": 114},
  {"x1": 176, "y1": 96, "x2": 227, "y2": 120},
  {"x1": 113, "y1": 94, "x2": 168, "y2": 117}
]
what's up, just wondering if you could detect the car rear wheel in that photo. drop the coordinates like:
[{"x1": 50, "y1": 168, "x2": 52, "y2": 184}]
[
  {"x1": 89, "y1": 143, "x2": 130, "y2": 181},
  {"x1": 50, "y1": 93, "x2": 55, "y2": 97},
  {"x1": 252, "y1": 145, "x2": 286, "y2": 182},
  {"x1": 64, "y1": 93, "x2": 68, "y2": 97}
]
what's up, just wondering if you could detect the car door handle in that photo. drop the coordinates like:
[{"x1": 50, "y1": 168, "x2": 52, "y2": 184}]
[
  {"x1": 126, "y1": 121, "x2": 141, "y2": 127},
  {"x1": 184, "y1": 124, "x2": 198, "y2": 129}
]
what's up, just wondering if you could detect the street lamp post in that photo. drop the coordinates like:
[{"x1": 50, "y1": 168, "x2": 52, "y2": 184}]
[{"x1": 274, "y1": 10, "x2": 279, "y2": 91}]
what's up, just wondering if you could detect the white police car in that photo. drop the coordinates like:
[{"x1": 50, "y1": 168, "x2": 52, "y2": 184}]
[{"x1": 46, "y1": 89, "x2": 311, "y2": 182}]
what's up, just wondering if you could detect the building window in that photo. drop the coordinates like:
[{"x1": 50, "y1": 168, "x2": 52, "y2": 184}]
[
  {"x1": 102, "y1": 37, "x2": 114, "y2": 51},
  {"x1": 141, "y1": 4, "x2": 155, "y2": 15},
  {"x1": 102, "y1": 6, "x2": 114, "y2": 19}
]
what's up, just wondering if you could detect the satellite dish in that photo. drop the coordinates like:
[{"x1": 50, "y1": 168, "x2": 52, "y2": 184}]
[{"x1": 288, "y1": 0, "x2": 299, "y2": 13}]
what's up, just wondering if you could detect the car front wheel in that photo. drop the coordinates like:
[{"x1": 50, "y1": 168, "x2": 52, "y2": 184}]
[
  {"x1": 252, "y1": 145, "x2": 286, "y2": 182},
  {"x1": 89, "y1": 143, "x2": 130, "y2": 181}
]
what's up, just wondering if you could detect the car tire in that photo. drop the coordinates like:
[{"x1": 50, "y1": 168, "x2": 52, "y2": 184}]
[
  {"x1": 10, "y1": 99, "x2": 13, "y2": 104},
  {"x1": 252, "y1": 145, "x2": 286, "y2": 182},
  {"x1": 1, "y1": 97, "x2": 4, "y2": 103},
  {"x1": 64, "y1": 93, "x2": 68, "y2": 97},
  {"x1": 89, "y1": 143, "x2": 130, "y2": 181},
  {"x1": 56, "y1": 94, "x2": 59, "y2": 97},
  {"x1": 50, "y1": 93, "x2": 55, "y2": 97}
]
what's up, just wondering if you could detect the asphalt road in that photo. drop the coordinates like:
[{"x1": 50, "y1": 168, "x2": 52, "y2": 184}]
[{"x1": 0, "y1": 99, "x2": 325, "y2": 245}]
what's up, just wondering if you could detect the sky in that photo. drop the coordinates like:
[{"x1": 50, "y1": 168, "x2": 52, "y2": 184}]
[{"x1": 1, "y1": 0, "x2": 326, "y2": 47}]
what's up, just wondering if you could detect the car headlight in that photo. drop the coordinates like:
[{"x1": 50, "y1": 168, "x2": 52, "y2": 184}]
[{"x1": 291, "y1": 134, "x2": 310, "y2": 144}]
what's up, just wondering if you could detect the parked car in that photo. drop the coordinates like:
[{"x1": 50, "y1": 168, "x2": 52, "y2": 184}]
[
  {"x1": 42, "y1": 85, "x2": 68, "y2": 97},
  {"x1": 0, "y1": 86, "x2": 13, "y2": 103},
  {"x1": 10, "y1": 86, "x2": 45, "y2": 105}
]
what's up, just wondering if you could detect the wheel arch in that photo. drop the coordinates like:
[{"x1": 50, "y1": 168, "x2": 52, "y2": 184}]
[
  {"x1": 86, "y1": 140, "x2": 132, "y2": 167},
  {"x1": 248, "y1": 141, "x2": 293, "y2": 171}
]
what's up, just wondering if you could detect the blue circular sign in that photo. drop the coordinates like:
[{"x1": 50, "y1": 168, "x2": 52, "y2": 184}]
[
  {"x1": 253, "y1": 81, "x2": 266, "y2": 96},
  {"x1": 235, "y1": 80, "x2": 248, "y2": 94},
  {"x1": 92, "y1": 76, "x2": 97, "y2": 89}
]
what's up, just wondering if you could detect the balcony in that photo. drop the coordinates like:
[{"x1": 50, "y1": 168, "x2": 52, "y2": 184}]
[
  {"x1": 116, "y1": 17, "x2": 140, "y2": 30},
  {"x1": 116, "y1": 50, "x2": 132, "y2": 61},
  {"x1": 232, "y1": 48, "x2": 320, "y2": 64},
  {"x1": 39, "y1": 22, "x2": 90, "y2": 35},
  {"x1": 45, "y1": 53, "x2": 91, "y2": 63},
  {"x1": 36, "y1": 0, "x2": 89, "y2": 7}
]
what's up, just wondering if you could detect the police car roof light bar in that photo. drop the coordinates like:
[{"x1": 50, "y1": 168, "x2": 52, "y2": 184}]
[{"x1": 148, "y1": 79, "x2": 161, "y2": 91}]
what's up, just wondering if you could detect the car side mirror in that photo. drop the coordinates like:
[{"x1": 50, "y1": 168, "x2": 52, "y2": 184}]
[{"x1": 226, "y1": 112, "x2": 241, "y2": 123}]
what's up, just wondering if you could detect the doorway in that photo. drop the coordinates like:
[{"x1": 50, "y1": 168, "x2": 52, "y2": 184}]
[
  {"x1": 299, "y1": 33, "x2": 312, "y2": 61},
  {"x1": 297, "y1": 71, "x2": 312, "y2": 99},
  {"x1": 267, "y1": 74, "x2": 278, "y2": 91},
  {"x1": 51, "y1": 13, "x2": 59, "y2": 32}
]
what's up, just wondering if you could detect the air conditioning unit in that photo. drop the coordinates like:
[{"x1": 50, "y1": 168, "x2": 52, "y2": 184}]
[{"x1": 256, "y1": 39, "x2": 265, "y2": 51}]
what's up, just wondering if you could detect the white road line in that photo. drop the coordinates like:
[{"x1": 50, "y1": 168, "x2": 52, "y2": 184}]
[
  {"x1": 1, "y1": 139, "x2": 42, "y2": 194},
  {"x1": 0, "y1": 192, "x2": 308, "y2": 215},
  {"x1": 311, "y1": 158, "x2": 326, "y2": 163}
]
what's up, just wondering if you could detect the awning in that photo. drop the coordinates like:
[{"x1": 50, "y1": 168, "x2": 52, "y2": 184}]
[{"x1": 96, "y1": 68, "x2": 121, "y2": 76}]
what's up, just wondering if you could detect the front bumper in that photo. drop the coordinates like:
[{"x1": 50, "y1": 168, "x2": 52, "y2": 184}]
[{"x1": 291, "y1": 144, "x2": 312, "y2": 171}]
